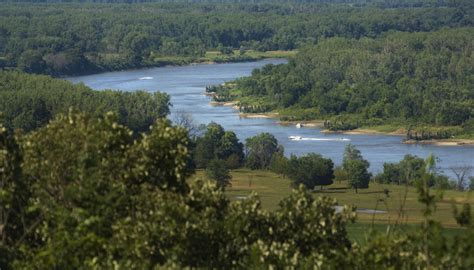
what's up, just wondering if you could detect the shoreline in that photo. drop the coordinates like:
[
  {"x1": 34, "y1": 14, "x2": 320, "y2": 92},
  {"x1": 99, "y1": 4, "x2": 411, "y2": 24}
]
[
  {"x1": 320, "y1": 128, "x2": 474, "y2": 145},
  {"x1": 209, "y1": 101, "x2": 236, "y2": 107},
  {"x1": 403, "y1": 139, "x2": 474, "y2": 146},
  {"x1": 212, "y1": 108, "x2": 474, "y2": 146},
  {"x1": 59, "y1": 51, "x2": 293, "y2": 78},
  {"x1": 321, "y1": 128, "x2": 406, "y2": 136},
  {"x1": 277, "y1": 120, "x2": 325, "y2": 128},
  {"x1": 238, "y1": 112, "x2": 280, "y2": 119}
]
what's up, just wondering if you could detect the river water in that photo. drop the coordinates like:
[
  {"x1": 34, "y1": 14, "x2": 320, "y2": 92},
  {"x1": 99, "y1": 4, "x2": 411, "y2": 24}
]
[{"x1": 66, "y1": 59, "x2": 473, "y2": 178}]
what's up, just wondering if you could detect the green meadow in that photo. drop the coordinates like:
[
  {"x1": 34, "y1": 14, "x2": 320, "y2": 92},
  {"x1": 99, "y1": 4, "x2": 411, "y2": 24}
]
[{"x1": 193, "y1": 169, "x2": 473, "y2": 241}]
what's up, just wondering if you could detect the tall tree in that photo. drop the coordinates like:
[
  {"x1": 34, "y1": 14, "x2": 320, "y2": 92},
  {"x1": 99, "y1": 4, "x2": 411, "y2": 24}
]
[
  {"x1": 287, "y1": 153, "x2": 334, "y2": 190},
  {"x1": 342, "y1": 144, "x2": 371, "y2": 192},
  {"x1": 205, "y1": 159, "x2": 232, "y2": 189},
  {"x1": 193, "y1": 122, "x2": 244, "y2": 169},
  {"x1": 245, "y1": 132, "x2": 279, "y2": 170}
]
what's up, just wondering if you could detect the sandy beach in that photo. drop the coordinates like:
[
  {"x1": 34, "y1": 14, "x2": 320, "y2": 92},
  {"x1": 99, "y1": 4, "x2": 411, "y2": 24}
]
[{"x1": 403, "y1": 139, "x2": 474, "y2": 146}]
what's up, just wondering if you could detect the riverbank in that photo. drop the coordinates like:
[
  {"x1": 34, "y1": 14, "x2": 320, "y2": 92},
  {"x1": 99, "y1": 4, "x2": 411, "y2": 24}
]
[
  {"x1": 277, "y1": 119, "x2": 325, "y2": 127},
  {"x1": 238, "y1": 112, "x2": 280, "y2": 119},
  {"x1": 404, "y1": 139, "x2": 474, "y2": 146},
  {"x1": 209, "y1": 101, "x2": 237, "y2": 107},
  {"x1": 322, "y1": 128, "x2": 474, "y2": 145},
  {"x1": 152, "y1": 50, "x2": 293, "y2": 68},
  {"x1": 209, "y1": 104, "x2": 474, "y2": 145},
  {"x1": 321, "y1": 128, "x2": 406, "y2": 136},
  {"x1": 54, "y1": 50, "x2": 295, "y2": 78}
]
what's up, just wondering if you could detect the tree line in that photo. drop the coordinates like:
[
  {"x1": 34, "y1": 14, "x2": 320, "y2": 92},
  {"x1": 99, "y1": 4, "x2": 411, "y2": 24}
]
[
  {"x1": 0, "y1": 1, "x2": 472, "y2": 75},
  {"x1": 0, "y1": 71, "x2": 170, "y2": 132},
  {"x1": 187, "y1": 120, "x2": 472, "y2": 193}
]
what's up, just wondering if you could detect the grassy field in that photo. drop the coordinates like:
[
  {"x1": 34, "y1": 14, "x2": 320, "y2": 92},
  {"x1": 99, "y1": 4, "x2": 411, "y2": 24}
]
[
  {"x1": 151, "y1": 50, "x2": 295, "y2": 65},
  {"x1": 204, "y1": 49, "x2": 296, "y2": 60},
  {"x1": 192, "y1": 169, "x2": 473, "y2": 228},
  {"x1": 193, "y1": 169, "x2": 473, "y2": 243}
]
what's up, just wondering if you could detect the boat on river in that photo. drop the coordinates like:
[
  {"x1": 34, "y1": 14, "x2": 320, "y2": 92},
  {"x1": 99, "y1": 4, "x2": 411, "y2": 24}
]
[
  {"x1": 289, "y1": 136, "x2": 350, "y2": 142},
  {"x1": 289, "y1": 136, "x2": 303, "y2": 140}
]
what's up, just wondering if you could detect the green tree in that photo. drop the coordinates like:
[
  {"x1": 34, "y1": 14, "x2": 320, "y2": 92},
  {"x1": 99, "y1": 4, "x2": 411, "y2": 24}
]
[
  {"x1": 193, "y1": 122, "x2": 244, "y2": 169},
  {"x1": 0, "y1": 120, "x2": 32, "y2": 269},
  {"x1": 205, "y1": 159, "x2": 231, "y2": 188},
  {"x1": 286, "y1": 153, "x2": 334, "y2": 190},
  {"x1": 216, "y1": 131, "x2": 244, "y2": 169},
  {"x1": 376, "y1": 155, "x2": 426, "y2": 185},
  {"x1": 345, "y1": 159, "x2": 371, "y2": 193},
  {"x1": 342, "y1": 144, "x2": 371, "y2": 192},
  {"x1": 17, "y1": 50, "x2": 46, "y2": 74},
  {"x1": 123, "y1": 32, "x2": 152, "y2": 64},
  {"x1": 245, "y1": 132, "x2": 279, "y2": 170},
  {"x1": 269, "y1": 145, "x2": 288, "y2": 175},
  {"x1": 12, "y1": 111, "x2": 190, "y2": 268}
]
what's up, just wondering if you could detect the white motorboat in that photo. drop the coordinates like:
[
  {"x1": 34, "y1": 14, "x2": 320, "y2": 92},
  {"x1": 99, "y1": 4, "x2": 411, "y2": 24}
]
[
  {"x1": 289, "y1": 136, "x2": 302, "y2": 140},
  {"x1": 289, "y1": 136, "x2": 351, "y2": 142}
]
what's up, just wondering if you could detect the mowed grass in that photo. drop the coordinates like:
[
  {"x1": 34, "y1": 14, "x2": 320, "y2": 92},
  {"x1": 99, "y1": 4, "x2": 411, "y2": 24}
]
[{"x1": 192, "y1": 169, "x2": 474, "y2": 228}]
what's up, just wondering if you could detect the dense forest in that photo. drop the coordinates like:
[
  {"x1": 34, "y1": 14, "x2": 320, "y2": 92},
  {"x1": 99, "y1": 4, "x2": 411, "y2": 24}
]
[
  {"x1": 0, "y1": 71, "x2": 170, "y2": 132},
  {"x1": 0, "y1": 1, "x2": 472, "y2": 75},
  {"x1": 227, "y1": 28, "x2": 474, "y2": 133}
]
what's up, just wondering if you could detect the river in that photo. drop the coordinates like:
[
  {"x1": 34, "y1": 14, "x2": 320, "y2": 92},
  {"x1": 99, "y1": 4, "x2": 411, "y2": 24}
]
[{"x1": 66, "y1": 59, "x2": 473, "y2": 178}]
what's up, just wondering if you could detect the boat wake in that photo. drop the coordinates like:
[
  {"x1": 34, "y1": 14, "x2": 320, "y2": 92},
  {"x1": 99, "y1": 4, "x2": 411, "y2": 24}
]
[
  {"x1": 139, "y1": 76, "x2": 154, "y2": 80},
  {"x1": 289, "y1": 136, "x2": 350, "y2": 142}
]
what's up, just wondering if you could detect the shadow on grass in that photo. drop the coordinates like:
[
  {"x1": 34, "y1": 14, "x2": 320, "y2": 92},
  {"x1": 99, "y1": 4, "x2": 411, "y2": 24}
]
[
  {"x1": 313, "y1": 188, "x2": 387, "y2": 195},
  {"x1": 313, "y1": 190, "x2": 347, "y2": 194},
  {"x1": 227, "y1": 189, "x2": 254, "y2": 192},
  {"x1": 327, "y1": 187, "x2": 348, "y2": 190},
  {"x1": 313, "y1": 187, "x2": 349, "y2": 193},
  {"x1": 356, "y1": 190, "x2": 386, "y2": 194}
]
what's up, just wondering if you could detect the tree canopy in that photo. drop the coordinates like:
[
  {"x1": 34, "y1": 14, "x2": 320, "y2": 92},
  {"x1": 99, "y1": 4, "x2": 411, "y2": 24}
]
[
  {"x1": 287, "y1": 153, "x2": 335, "y2": 190},
  {"x1": 0, "y1": 71, "x2": 170, "y2": 132},
  {"x1": 342, "y1": 144, "x2": 371, "y2": 192},
  {"x1": 234, "y1": 28, "x2": 474, "y2": 129},
  {"x1": 193, "y1": 122, "x2": 244, "y2": 169},
  {"x1": 245, "y1": 132, "x2": 280, "y2": 169},
  {"x1": 0, "y1": 2, "x2": 472, "y2": 75}
]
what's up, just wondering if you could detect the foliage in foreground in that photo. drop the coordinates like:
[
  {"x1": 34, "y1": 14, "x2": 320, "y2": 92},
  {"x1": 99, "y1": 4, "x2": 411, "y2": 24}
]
[{"x1": 1, "y1": 111, "x2": 473, "y2": 269}]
